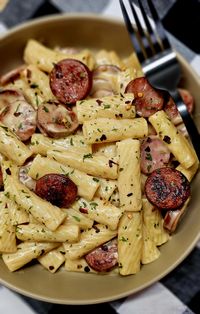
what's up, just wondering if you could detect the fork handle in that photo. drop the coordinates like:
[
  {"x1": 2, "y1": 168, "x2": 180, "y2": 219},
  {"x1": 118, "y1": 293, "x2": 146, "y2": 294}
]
[{"x1": 171, "y1": 89, "x2": 200, "y2": 161}]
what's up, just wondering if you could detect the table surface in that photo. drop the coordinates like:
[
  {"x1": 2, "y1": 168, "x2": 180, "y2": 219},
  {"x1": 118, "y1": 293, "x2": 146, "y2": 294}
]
[{"x1": 0, "y1": 1, "x2": 200, "y2": 314}]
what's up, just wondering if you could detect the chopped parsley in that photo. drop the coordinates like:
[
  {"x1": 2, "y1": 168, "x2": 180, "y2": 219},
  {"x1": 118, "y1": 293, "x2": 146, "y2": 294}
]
[
  {"x1": 43, "y1": 106, "x2": 49, "y2": 113},
  {"x1": 90, "y1": 202, "x2": 98, "y2": 210},
  {"x1": 119, "y1": 236, "x2": 128, "y2": 242},
  {"x1": 72, "y1": 215, "x2": 81, "y2": 222},
  {"x1": 83, "y1": 153, "x2": 93, "y2": 161}
]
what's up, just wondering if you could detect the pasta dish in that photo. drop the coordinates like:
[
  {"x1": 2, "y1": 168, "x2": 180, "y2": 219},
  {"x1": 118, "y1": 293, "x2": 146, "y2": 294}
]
[{"x1": 0, "y1": 39, "x2": 198, "y2": 275}]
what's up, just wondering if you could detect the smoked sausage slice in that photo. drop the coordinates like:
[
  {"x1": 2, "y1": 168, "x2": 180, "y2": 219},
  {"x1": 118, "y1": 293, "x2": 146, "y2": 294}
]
[
  {"x1": 35, "y1": 173, "x2": 77, "y2": 208},
  {"x1": 163, "y1": 205, "x2": 187, "y2": 232},
  {"x1": 0, "y1": 89, "x2": 36, "y2": 141},
  {"x1": 179, "y1": 88, "x2": 194, "y2": 114},
  {"x1": 50, "y1": 59, "x2": 92, "y2": 104},
  {"x1": 140, "y1": 136, "x2": 170, "y2": 174},
  {"x1": 164, "y1": 88, "x2": 194, "y2": 125},
  {"x1": 91, "y1": 65, "x2": 121, "y2": 98},
  {"x1": 145, "y1": 167, "x2": 190, "y2": 210},
  {"x1": 85, "y1": 239, "x2": 118, "y2": 272},
  {"x1": 37, "y1": 102, "x2": 79, "y2": 138},
  {"x1": 164, "y1": 94, "x2": 182, "y2": 125},
  {"x1": 125, "y1": 77, "x2": 164, "y2": 117},
  {"x1": 0, "y1": 65, "x2": 25, "y2": 86}
]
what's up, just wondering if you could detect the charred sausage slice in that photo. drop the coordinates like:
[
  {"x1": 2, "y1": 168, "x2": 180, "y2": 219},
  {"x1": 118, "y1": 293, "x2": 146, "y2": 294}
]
[
  {"x1": 35, "y1": 173, "x2": 77, "y2": 208},
  {"x1": 50, "y1": 59, "x2": 92, "y2": 104},
  {"x1": 85, "y1": 239, "x2": 118, "y2": 272},
  {"x1": 145, "y1": 167, "x2": 190, "y2": 210},
  {"x1": 125, "y1": 77, "x2": 164, "y2": 117},
  {"x1": 140, "y1": 136, "x2": 170, "y2": 174},
  {"x1": 37, "y1": 102, "x2": 79, "y2": 138},
  {"x1": 0, "y1": 89, "x2": 36, "y2": 141}
]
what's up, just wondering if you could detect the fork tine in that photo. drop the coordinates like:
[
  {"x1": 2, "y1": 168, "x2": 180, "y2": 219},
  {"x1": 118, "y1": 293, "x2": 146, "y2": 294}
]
[
  {"x1": 128, "y1": 0, "x2": 153, "y2": 58},
  {"x1": 136, "y1": 0, "x2": 162, "y2": 54},
  {"x1": 147, "y1": 0, "x2": 171, "y2": 50},
  {"x1": 119, "y1": 0, "x2": 145, "y2": 63}
]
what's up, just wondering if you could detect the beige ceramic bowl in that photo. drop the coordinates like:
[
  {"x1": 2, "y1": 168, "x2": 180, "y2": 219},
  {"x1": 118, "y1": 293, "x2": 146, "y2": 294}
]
[{"x1": 0, "y1": 14, "x2": 200, "y2": 305}]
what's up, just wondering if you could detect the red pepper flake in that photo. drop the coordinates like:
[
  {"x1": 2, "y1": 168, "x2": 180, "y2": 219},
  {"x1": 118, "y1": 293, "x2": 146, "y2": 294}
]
[{"x1": 79, "y1": 207, "x2": 88, "y2": 214}]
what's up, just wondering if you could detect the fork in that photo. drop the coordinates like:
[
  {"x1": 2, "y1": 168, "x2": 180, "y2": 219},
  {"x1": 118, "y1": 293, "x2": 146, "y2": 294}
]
[{"x1": 119, "y1": 0, "x2": 200, "y2": 160}]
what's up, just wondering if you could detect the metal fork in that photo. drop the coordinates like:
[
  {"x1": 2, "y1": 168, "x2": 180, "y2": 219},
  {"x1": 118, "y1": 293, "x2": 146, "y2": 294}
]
[{"x1": 119, "y1": 0, "x2": 200, "y2": 160}]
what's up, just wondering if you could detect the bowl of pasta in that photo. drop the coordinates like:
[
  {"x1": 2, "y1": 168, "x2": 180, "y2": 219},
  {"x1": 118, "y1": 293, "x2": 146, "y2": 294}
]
[{"x1": 0, "y1": 14, "x2": 200, "y2": 304}]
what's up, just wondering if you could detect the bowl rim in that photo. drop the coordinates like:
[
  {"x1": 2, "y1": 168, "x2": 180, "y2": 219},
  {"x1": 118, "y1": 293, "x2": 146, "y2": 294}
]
[
  {"x1": 1, "y1": 231, "x2": 200, "y2": 305},
  {"x1": 0, "y1": 12, "x2": 127, "y2": 40},
  {"x1": 0, "y1": 13, "x2": 200, "y2": 305}
]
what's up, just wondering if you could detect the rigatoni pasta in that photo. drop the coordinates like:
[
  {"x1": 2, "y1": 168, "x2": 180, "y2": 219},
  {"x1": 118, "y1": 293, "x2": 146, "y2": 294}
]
[
  {"x1": 24, "y1": 39, "x2": 95, "y2": 72},
  {"x1": 83, "y1": 117, "x2": 148, "y2": 144},
  {"x1": 47, "y1": 149, "x2": 118, "y2": 179},
  {"x1": 2, "y1": 242, "x2": 59, "y2": 272},
  {"x1": 0, "y1": 123, "x2": 32, "y2": 165},
  {"x1": 64, "y1": 224, "x2": 117, "y2": 260},
  {"x1": 118, "y1": 211, "x2": 142, "y2": 275},
  {"x1": 72, "y1": 197, "x2": 123, "y2": 231},
  {"x1": 117, "y1": 139, "x2": 142, "y2": 212},
  {"x1": 6, "y1": 197, "x2": 29, "y2": 226},
  {"x1": 0, "y1": 194, "x2": 17, "y2": 253},
  {"x1": 38, "y1": 246, "x2": 65, "y2": 273},
  {"x1": 149, "y1": 110, "x2": 196, "y2": 169},
  {"x1": 76, "y1": 93, "x2": 135, "y2": 123},
  {"x1": 142, "y1": 198, "x2": 170, "y2": 246},
  {"x1": 16, "y1": 223, "x2": 80, "y2": 243},
  {"x1": 30, "y1": 133, "x2": 92, "y2": 155}
]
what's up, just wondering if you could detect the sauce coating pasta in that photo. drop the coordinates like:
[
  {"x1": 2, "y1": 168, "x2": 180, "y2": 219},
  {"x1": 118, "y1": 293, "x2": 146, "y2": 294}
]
[{"x1": 0, "y1": 39, "x2": 198, "y2": 276}]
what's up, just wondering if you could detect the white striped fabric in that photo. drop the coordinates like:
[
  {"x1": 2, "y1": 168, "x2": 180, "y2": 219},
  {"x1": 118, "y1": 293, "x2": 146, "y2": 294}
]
[
  {"x1": 0, "y1": 21, "x2": 7, "y2": 34},
  {"x1": 0, "y1": 286, "x2": 36, "y2": 314},
  {"x1": 112, "y1": 283, "x2": 193, "y2": 314}
]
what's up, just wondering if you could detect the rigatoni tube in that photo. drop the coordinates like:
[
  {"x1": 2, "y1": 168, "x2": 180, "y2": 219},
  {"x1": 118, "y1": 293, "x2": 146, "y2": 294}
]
[
  {"x1": 0, "y1": 123, "x2": 32, "y2": 165},
  {"x1": 76, "y1": 93, "x2": 135, "y2": 122},
  {"x1": 64, "y1": 224, "x2": 117, "y2": 260},
  {"x1": 2, "y1": 242, "x2": 59, "y2": 272},
  {"x1": 117, "y1": 139, "x2": 142, "y2": 211},
  {"x1": 47, "y1": 149, "x2": 118, "y2": 180},
  {"x1": 83, "y1": 118, "x2": 148, "y2": 144},
  {"x1": 149, "y1": 110, "x2": 196, "y2": 169},
  {"x1": 16, "y1": 223, "x2": 80, "y2": 243},
  {"x1": 118, "y1": 211, "x2": 142, "y2": 275}
]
